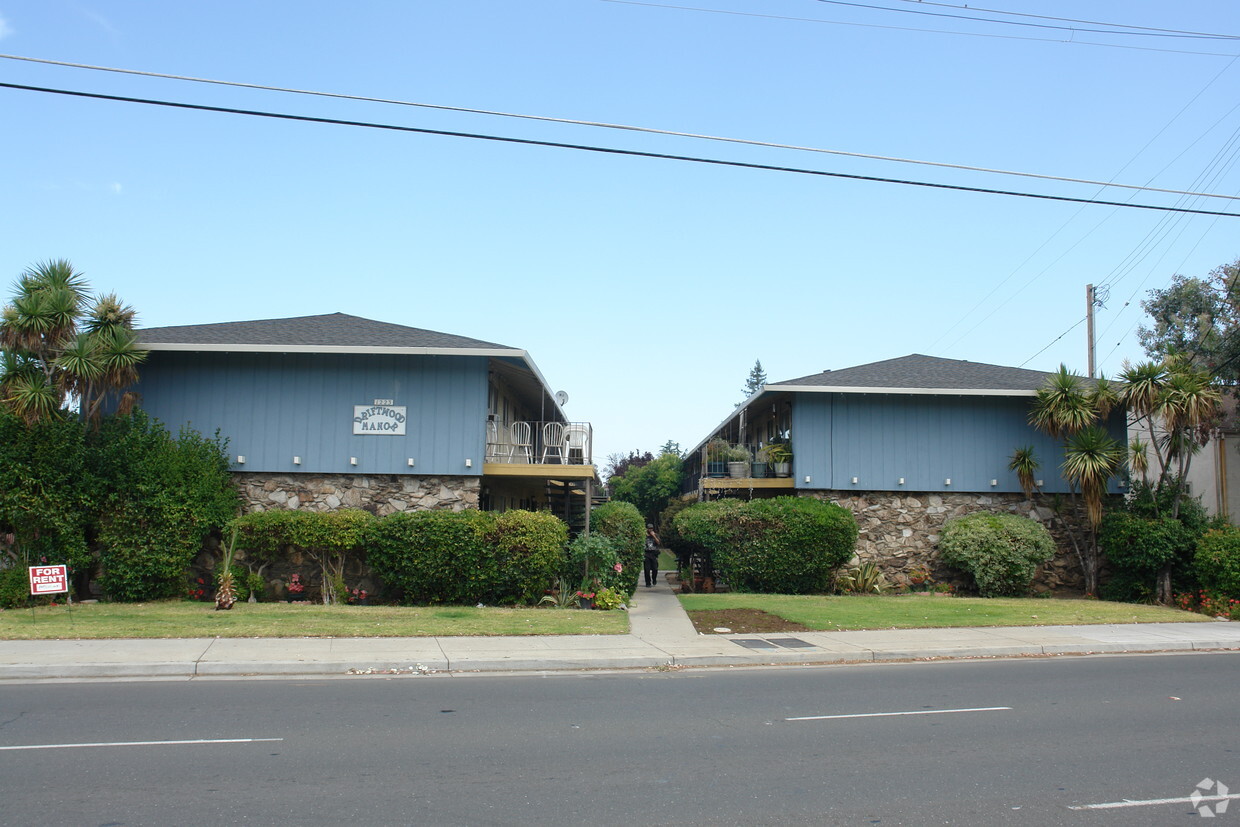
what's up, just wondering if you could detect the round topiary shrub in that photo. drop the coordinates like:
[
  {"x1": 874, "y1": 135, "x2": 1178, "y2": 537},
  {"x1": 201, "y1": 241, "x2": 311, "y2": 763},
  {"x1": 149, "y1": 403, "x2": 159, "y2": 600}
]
[
  {"x1": 674, "y1": 496, "x2": 857, "y2": 594},
  {"x1": 939, "y1": 513, "x2": 1055, "y2": 597},
  {"x1": 1195, "y1": 525, "x2": 1240, "y2": 597}
]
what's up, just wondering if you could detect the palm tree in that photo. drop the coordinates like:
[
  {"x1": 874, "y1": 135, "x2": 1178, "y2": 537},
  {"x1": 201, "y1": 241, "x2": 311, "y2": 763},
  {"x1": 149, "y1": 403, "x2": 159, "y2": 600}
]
[
  {"x1": 1008, "y1": 446, "x2": 1039, "y2": 500},
  {"x1": 0, "y1": 260, "x2": 146, "y2": 425},
  {"x1": 1027, "y1": 364, "x2": 1125, "y2": 597}
]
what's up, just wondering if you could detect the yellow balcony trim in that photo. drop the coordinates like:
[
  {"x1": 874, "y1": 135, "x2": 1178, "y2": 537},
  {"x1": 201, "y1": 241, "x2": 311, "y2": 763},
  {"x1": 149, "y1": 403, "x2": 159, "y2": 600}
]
[
  {"x1": 701, "y1": 477, "x2": 795, "y2": 489},
  {"x1": 484, "y1": 462, "x2": 597, "y2": 480}
]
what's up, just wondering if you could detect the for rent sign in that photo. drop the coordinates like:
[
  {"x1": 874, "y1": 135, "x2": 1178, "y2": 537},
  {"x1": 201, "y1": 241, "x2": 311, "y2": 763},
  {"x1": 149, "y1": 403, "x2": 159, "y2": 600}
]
[{"x1": 29, "y1": 565, "x2": 69, "y2": 595}]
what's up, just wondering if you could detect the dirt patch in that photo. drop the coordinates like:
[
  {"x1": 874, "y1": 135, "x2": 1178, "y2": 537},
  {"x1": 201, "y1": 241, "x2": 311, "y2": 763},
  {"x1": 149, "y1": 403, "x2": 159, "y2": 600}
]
[{"x1": 687, "y1": 608, "x2": 812, "y2": 634}]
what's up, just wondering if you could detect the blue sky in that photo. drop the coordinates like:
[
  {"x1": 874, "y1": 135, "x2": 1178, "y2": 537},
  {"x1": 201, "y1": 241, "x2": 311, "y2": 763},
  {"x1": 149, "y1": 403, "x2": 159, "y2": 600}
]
[{"x1": 2, "y1": 1, "x2": 1239, "y2": 464}]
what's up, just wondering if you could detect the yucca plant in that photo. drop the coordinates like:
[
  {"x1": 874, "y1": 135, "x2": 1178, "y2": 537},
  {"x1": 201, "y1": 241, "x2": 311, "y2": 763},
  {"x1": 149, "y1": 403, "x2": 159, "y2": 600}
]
[{"x1": 214, "y1": 527, "x2": 239, "y2": 611}]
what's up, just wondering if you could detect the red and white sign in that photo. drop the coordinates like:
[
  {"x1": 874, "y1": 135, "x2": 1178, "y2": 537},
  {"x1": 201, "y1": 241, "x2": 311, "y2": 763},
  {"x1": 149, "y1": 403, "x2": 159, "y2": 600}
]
[{"x1": 29, "y1": 565, "x2": 69, "y2": 595}]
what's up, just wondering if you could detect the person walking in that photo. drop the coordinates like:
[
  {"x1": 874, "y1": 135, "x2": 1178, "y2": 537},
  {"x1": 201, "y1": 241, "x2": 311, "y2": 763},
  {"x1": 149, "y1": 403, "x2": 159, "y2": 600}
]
[{"x1": 644, "y1": 524, "x2": 661, "y2": 588}]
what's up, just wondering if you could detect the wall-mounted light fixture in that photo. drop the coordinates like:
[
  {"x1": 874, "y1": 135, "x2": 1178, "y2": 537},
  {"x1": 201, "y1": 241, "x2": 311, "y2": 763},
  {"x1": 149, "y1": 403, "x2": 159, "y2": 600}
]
[
  {"x1": 898, "y1": 477, "x2": 905, "y2": 485},
  {"x1": 990, "y1": 479, "x2": 998, "y2": 486},
  {"x1": 804, "y1": 475, "x2": 812, "y2": 483},
  {"x1": 465, "y1": 458, "x2": 473, "y2": 468},
  {"x1": 350, "y1": 457, "x2": 359, "y2": 466},
  {"x1": 236, "y1": 455, "x2": 246, "y2": 465},
  {"x1": 1036, "y1": 479, "x2": 1044, "y2": 487},
  {"x1": 944, "y1": 478, "x2": 952, "y2": 486},
  {"x1": 407, "y1": 458, "x2": 415, "y2": 467},
  {"x1": 293, "y1": 456, "x2": 301, "y2": 465},
  {"x1": 851, "y1": 476, "x2": 859, "y2": 485}
]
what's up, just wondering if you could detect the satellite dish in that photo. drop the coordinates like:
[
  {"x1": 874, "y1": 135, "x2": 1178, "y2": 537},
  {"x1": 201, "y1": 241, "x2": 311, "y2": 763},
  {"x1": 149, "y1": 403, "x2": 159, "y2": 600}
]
[{"x1": 555, "y1": 390, "x2": 569, "y2": 406}]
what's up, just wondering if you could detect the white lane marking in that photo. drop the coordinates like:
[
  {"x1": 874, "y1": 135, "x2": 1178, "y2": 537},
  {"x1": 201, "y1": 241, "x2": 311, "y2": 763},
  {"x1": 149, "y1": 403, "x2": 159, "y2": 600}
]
[
  {"x1": 1069, "y1": 794, "x2": 1240, "y2": 811},
  {"x1": 786, "y1": 706, "x2": 1012, "y2": 721},
  {"x1": 0, "y1": 738, "x2": 283, "y2": 752}
]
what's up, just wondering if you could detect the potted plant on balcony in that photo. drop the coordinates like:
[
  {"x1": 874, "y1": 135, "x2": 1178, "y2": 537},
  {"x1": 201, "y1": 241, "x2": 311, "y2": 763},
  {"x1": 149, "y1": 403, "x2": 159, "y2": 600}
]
[
  {"x1": 765, "y1": 443, "x2": 792, "y2": 477},
  {"x1": 725, "y1": 445, "x2": 752, "y2": 478},
  {"x1": 705, "y1": 438, "x2": 729, "y2": 478}
]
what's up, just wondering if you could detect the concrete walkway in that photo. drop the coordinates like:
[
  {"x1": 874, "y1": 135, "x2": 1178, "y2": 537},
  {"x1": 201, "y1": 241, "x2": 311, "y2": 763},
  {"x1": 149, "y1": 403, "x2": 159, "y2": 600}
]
[{"x1": 2, "y1": 574, "x2": 1238, "y2": 680}]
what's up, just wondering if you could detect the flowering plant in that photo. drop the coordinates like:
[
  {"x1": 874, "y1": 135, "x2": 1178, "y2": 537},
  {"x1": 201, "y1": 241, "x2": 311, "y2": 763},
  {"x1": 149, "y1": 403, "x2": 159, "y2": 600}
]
[
  {"x1": 575, "y1": 590, "x2": 596, "y2": 600},
  {"x1": 287, "y1": 574, "x2": 305, "y2": 594},
  {"x1": 593, "y1": 587, "x2": 625, "y2": 611}
]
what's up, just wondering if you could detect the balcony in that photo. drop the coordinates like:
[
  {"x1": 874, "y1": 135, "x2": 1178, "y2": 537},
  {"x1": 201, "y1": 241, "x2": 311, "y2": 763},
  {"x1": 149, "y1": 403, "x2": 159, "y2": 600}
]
[
  {"x1": 483, "y1": 420, "x2": 595, "y2": 479},
  {"x1": 689, "y1": 441, "x2": 795, "y2": 491}
]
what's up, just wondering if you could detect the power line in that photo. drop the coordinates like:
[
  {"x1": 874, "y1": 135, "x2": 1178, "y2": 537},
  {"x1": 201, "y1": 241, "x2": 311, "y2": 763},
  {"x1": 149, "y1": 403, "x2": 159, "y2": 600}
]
[
  {"x1": 4, "y1": 53, "x2": 1238, "y2": 202},
  {"x1": 888, "y1": 0, "x2": 1240, "y2": 40},
  {"x1": 813, "y1": 0, "x2": 1240, "y2": 41},
  {"x1": 5, "y1": 80, "x2": 1240, "y2": 218},
  {"x1": 604, "y1": 1, "x2": 1240, "y2": 58},
  {"x1": 1019, "y1": 317, "x2": 1088, "y2": 368}
]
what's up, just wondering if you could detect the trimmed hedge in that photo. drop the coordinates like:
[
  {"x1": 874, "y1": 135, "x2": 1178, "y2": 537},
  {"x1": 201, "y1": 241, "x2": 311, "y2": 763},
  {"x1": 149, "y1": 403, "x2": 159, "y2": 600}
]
[
  {"x1": 1098, "y1": 512, "x2": 1186, "y2": 602},
  {"x1": 491, "y1": 510, "x2": 569, "y2": 604},
  {"x1": 673, "y1": 497, "x2": 857, "y2": 594},
  {"x1": 939, "y1": 513, "x2": 1055, "y2": 598},
  {"x1": 1196, "y1": 526, "x2": 1240, "y2": 597},
  {"x1": 591, "y1": 501, "x2": 644, "y2": 596},
  {"x1": 364, "y1": 509, "x2": 568, "y2": 605}
]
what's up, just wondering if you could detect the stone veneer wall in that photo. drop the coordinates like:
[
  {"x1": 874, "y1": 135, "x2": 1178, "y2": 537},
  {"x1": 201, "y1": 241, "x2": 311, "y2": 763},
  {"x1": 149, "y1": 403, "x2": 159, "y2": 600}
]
[
  {"x1": 234, "y1": 472, "x2": 481, "y2": 516},
  {"x1": 799, "y1": 490, "x2": 1090, "y2": 593},
  {"x1": 190, "y1": 473, "x2": 482, "y2": 602}
]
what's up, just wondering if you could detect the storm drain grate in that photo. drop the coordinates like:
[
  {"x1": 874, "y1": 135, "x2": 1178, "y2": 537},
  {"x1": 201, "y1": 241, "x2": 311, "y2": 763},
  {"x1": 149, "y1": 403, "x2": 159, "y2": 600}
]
[{"x1": 765, "y1": 637, "x2": 817, "y2": 649}]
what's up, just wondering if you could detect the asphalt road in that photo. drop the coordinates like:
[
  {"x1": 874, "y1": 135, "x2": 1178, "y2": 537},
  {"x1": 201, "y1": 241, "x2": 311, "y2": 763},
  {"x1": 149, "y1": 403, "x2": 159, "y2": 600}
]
[{"x1": 2, "y1": 653, "x2": 1238, "y2": 825}]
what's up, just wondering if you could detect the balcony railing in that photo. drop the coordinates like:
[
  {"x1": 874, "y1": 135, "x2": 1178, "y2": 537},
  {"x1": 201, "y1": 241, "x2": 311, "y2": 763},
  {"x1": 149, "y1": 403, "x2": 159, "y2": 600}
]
[
  {"x1": 697, "y1": 441, "x2": 792, "y2": 480},
  {"x1": 486, "y1": 420, "x2": 593, "y2": 466}
]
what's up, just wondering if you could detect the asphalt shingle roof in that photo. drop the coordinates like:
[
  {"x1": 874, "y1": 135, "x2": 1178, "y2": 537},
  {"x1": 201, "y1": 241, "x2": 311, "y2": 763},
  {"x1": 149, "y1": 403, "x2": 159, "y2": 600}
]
[
  {"x1": 770, "y1": 354, "x2": 1052, "y2": 392},
  {"x1": 136, "y1": 313, "x2": 513, "y2": 350}
]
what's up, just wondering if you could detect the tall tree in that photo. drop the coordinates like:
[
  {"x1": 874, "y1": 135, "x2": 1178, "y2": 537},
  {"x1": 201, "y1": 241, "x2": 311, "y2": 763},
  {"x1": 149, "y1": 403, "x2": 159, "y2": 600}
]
[
  {"x1": 1137, "y1": 259, "x2": 1240, "y2": 383},
  {"x1": 0, "y1": 260, "x2": 146, "y2": 425},
  {"x1": 742, "y1": 359, "x2": 767, "y2": 399},
  {"x1": 1026, "y1": 365, "x2": 1125, "y2": 596}
]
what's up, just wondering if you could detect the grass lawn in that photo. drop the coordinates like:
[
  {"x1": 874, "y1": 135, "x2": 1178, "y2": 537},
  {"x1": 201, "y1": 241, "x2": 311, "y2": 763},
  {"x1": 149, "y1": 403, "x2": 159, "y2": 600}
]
[
  {"x1": 678, "y1": 593, "x2": 1214, "y2": 631},
  {"x1": 0, "y1": 600, "x2": 629, "y2": 640}
]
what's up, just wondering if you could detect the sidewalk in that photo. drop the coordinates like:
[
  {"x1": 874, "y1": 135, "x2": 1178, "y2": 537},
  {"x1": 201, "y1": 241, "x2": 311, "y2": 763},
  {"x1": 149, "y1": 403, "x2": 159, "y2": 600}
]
[{"x1": 1, "y1": 575, "x2": 1238, "y2": 680}]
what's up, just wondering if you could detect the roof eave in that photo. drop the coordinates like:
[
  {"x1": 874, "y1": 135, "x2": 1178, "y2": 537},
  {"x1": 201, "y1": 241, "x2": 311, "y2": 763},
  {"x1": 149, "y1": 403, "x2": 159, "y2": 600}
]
[
  {"x1": 141, "y1": 343, "x2": 527, "y2": 358},
  {"x1": 769, "y1": 384, "x2": 1039, "y2": 397}
]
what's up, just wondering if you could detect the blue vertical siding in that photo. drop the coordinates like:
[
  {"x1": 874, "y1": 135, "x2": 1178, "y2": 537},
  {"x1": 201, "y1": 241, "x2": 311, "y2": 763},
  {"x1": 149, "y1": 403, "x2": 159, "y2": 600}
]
[
  {"x1": 792, "y1": 393, "x2": 1124, "y2": 494},
  {"x1": 134, "y1": 352, "x2": 488, "y2": 475}
]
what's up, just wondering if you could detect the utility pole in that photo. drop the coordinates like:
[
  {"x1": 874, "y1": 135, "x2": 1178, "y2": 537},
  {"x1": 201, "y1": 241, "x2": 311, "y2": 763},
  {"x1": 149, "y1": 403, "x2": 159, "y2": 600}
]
[{"x1": 1086, "y1": 283, "x2": 1096, "y2": 378}]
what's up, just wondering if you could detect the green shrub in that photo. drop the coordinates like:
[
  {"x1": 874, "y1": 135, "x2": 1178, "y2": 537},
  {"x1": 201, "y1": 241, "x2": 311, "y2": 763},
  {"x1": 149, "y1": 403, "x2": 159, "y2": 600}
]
[
  {"x1": 0, "y1": 411, "x2": 92, "y2": 573},
  {"x1": 657, "y1": 496, "x2": 698, "y2": 570},
  {"x1": 0, "y1": 564, "x2": 33, "y2": 609},
  {"x1": 489, "y1": 510, "x2": 569, "y2": 604},
  {"x1": 93, "y1": 414, "x2": 238, "y2": 602},
  {"x1": 1098, "y1": 511, "x2": 1186, "y2": 602},
  {"x1": 674, "y1": 497, "x2": 857, "y2": 594},
  {"x1": 591, "y1": 501, "x2": 644, "y2": 595},
  {"x1": 1105, "y1": 480, "x2": 1217, "y2": 599},
  {"x1": 564, "y1": 533, "x2": 625, "y2": 594},
  {"x1": 365, "y1": 510, "x2": 497, "y2": 605},
  {"x1": 939, "y1": 513, "x2": 1055, "y2": 597},
  {"x1": 1195, "y1": 526, "x2": 1240, "y2": 597}
]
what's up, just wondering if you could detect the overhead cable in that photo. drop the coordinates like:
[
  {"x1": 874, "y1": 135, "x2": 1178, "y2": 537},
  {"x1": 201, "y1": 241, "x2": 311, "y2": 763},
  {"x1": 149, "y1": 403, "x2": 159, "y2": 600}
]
[
  {"x1": 2, "y1": 53, "x2": 1239, "y2": 202},
  {"x1": 4, "y1": 81, "x2": 1240, "y2": 218}
]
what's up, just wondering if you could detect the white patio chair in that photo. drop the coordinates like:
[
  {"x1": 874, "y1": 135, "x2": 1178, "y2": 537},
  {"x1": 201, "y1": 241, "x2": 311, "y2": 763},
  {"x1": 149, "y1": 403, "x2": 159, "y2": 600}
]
[
  {"x1": 541, "y1": 422, "x2": 566, "y2": 463},
  {"x1": 563, "y1": 423, "x2": 591, "y2": 465},
  {"x1": 508, "y1": 421, "x2": 533, "y2": 463},
  {"x1": 486, "y1": 419, "x2": 502, "y2": 461}
]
